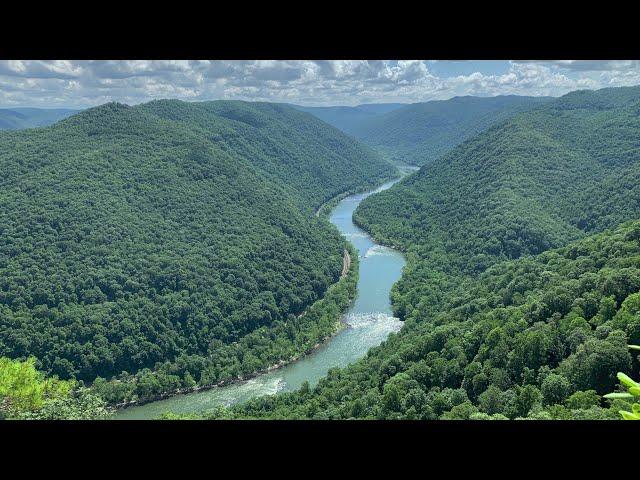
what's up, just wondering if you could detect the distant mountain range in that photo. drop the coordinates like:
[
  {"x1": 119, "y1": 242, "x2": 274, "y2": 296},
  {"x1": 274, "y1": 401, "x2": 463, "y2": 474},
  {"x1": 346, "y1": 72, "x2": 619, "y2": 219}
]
[
  {"x1": 2, "y1": 96, "x2": 551, "y2": 169},
  {"x1": 297, "y1": 96, "x2": 553, "y2": 166},
  {"x1": 293, "y1": 103, "x2": 406, "y2": 137},
  {"x1": 0, "y1": 108, "x2": 79, "y2": 130}
]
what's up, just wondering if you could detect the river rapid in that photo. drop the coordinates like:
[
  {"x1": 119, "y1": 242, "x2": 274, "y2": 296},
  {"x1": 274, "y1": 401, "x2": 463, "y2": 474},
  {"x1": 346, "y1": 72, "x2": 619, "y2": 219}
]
[{"x1": 115, "y1": 173, "x2": 413, "y2": 419}]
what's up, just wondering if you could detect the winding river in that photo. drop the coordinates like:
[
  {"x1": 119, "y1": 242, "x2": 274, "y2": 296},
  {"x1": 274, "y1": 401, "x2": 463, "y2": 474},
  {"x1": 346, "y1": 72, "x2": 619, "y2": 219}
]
[{"x1": 115, "y1": 173, "x2": 413, "y2": 420}]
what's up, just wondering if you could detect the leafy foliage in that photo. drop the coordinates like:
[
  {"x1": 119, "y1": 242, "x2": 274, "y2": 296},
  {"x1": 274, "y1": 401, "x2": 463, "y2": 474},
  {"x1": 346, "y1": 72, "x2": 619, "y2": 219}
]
[
  {"x1": 604, "y1": 346, "x2": 640, "y2": 419},
  {"x1": 0, "y1": 356, "x2": 111, "y2": 419}
]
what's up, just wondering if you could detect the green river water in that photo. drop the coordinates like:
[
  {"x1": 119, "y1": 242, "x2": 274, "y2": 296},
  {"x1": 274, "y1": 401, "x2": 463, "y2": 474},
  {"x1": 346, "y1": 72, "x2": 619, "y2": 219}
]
[{"x1": 115, "y1": 173, "x2": 414, "y2": 419}]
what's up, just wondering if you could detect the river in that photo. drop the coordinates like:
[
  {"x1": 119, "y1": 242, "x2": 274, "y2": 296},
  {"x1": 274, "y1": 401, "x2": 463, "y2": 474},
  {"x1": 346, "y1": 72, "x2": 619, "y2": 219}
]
[{"x1": 114, "y1": 172, "x2": 414, "y2": 419}]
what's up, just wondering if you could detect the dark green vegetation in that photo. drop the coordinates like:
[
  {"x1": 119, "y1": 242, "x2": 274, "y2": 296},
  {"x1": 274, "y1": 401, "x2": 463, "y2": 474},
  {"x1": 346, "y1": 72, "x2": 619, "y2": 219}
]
[
  {"x1": 355, "y1": 85, "x2": 640, "y2": 312},
  {"x1": 94, "y1": 244, "x2": 360, "y2": 405},
  {"x1": 345, "y1": 95, "x2": 552, "y2": 166},
  {"x1": 194, "y1": 86, "x2": 640, "y2": 419},
  {"x1": 0, "y1": 100, "x2": 394, "y2": 405},
  {"x1": 294, "y1": 103, "x2": 405, "y2": 138},
  {"x1": 138, "y1": 101, "x2": 395, "y2": 210},
  {"x1": 0, "y1": 108, "x2": 78, "y2": 130}
]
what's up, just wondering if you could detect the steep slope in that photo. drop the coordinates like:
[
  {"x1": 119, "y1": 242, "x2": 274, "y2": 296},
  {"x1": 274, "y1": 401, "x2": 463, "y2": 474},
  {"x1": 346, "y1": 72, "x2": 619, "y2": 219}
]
[
  {"x1": 0, "y1": 100, "x2": 393, "y2": 404},
  {"x1": 355, "y1": 86, "x2": 640, "y2": 313},
  {"x1": 0, "y1": 108, "x2": 79, "y2": 130},
  {"x1": 355, "y1": 95, "x2": 552, "y2": 165},
  {"x1": 294, "y1": 103, "x2": 405, "y2": 138},
  {"x1": 139, "y1": 100, "x2": 396, "y2": 210},
  {"x1": 203, "y1": 86, "x2": 640, "y2": 420}
]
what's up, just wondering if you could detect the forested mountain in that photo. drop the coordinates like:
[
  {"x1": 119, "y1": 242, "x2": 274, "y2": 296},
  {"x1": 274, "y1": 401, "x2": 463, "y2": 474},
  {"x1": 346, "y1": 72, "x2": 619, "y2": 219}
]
[
  {"x1": 0, "y1": 100, "x2": 394, "y2": 404},
  {"x1": 352, "y1": 95, "x2": 552, "y2": 165},
  {"x1": 355, "y1": 86, "x2": 640, "y2": 287},
  {"x1": 0, "y1": 108, "x2": 78, "y2": 130},
  {"x1": 138, "y1": 100, "x2": 394, "y2": 210},
  {"x1": 197, "y1": 86, "x2": 640, "y2": 419},
  {"x1": 294, "y1": 103, "x2": 405, "y2": 138}
]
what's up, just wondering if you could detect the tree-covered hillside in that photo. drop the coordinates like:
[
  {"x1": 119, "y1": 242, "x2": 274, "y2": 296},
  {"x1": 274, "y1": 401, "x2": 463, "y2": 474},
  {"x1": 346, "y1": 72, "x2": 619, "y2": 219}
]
[
  {"x1": 355, "y1": 86, "x2": 640, "y2": 314},
  {"x1": 0, "y1": 108, "x2": 79, "y2": 130},
  {"x1": 138, "y1": 100, "x2": 395, "y2": 210},
  {"x1": 0, "y1": 100, "x2": 394, "y2": 403},
  {"x1": 194, "y1": 86, "x2": 640, "y2": 420},
  {"x1": 294, "y1": 103, "x2": 405, "y2": 138},
  {"x1": 353, "y1": 95, "x2": 552, "y2": 165}
]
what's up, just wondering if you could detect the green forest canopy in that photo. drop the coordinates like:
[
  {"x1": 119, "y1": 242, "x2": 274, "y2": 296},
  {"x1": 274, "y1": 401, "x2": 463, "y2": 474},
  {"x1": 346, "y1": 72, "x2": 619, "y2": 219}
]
[
  {"x1": 204, "y1": 220, "x2": 640, "y2": 419},
  {"x1": 0, "y1": 100, "x2": 395, "y2": 404}
]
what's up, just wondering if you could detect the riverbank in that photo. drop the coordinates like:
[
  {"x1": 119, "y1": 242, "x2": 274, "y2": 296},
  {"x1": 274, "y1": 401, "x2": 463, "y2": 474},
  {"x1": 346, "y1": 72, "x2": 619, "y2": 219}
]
[
  {"x1": 112, "y1": 244, "x2": 359, "y2": 412},
  {"x1": 114, "y1": 174, "x2": 405, "y2": 410},
  {"x1": 351, "y1": 164, "x2": 420, "y2": 253}
]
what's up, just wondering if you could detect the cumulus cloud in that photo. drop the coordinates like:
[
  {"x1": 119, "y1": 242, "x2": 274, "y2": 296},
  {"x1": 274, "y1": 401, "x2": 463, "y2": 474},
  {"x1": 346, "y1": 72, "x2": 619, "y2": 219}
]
[{"x1": 0, "y1": 60, "x2": 638, "y2": 108}]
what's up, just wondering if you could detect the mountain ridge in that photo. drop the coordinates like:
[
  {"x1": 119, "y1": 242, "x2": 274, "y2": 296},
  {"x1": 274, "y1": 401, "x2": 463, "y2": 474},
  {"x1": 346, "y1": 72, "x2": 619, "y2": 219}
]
[{"x1": 0, "y1": 107, "x2": 79, "y2": 130}]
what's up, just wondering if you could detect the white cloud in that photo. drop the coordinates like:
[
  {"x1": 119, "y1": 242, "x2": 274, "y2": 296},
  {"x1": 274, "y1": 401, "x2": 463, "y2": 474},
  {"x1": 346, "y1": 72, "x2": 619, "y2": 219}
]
[
  {"x1": 0, "y1": 60, "x2": 638, "y2": 108},
  {"x1": 533, "y1": 60, "x2": 640, "y2": 72}
]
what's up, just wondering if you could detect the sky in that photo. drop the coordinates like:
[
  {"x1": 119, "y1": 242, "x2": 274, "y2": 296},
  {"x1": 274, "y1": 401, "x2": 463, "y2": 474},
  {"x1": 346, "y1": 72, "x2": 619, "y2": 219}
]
[{"x1": 1, "y1": 60, "x2": 640, "y2": 108}]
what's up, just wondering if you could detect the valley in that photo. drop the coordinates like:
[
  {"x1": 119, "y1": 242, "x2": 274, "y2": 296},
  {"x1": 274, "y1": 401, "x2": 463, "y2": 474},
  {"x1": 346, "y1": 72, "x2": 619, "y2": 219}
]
[
  {"x1": 175, "y1": 86, "x2": 640, "y2": 420},
  {"x1": 0, "y1": 100, "x2": 396, "y2": 415},
  {"x1": 1, "y1": 80, "x2": 639, "y2": 421}
]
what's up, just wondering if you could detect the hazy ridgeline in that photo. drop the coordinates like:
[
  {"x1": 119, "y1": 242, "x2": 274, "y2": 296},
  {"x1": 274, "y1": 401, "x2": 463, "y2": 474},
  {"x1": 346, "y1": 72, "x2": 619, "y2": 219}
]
[
  {"x1": 299, "y1": 96, "x2": 552, "y2": 166},
  {"x1": 293, "y1": 103, "x2": 405, "y2": 138},
  {"x1": 0, "y1": 108, "x2": 79, "y2": 130}
]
